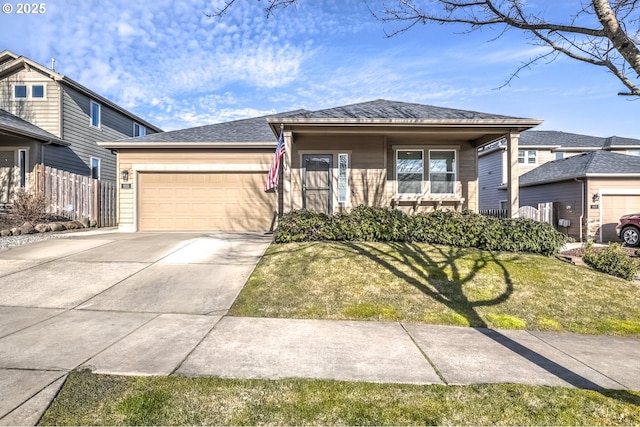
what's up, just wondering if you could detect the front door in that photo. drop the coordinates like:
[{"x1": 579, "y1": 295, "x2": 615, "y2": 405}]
[{"x1": 303, "y1": 154, "x2": 332, "y2": 214}]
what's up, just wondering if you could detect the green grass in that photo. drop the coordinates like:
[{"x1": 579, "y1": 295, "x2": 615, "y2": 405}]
[
  {"x1": 39, "y1": 372, "x2": 640, "y2": 426},
  {"x1": 230, "y1": 242, "x2": 640, "y2": 336}
]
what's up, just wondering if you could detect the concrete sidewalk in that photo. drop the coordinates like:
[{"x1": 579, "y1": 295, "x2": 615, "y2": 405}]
[{"x1": 0, "y1": 232, "x2": 639, "y2": 425}]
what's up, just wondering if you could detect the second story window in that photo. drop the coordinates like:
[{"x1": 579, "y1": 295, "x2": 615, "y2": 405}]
[
  {"x1": 14, "y1": 85, "x2": 27, "y2": 99},
  {"x1": 31, "y1": 85, "x2": 45, "y2": 98},
  {"x1": 134, "y1": 123, "x2": 146, "y2": 137},
  {"x1": 90, "y1": 101, "x2": 101, "y2": 128},
  {"x1": 518, "y1": 150, "x2": 537, "y2": 165}
]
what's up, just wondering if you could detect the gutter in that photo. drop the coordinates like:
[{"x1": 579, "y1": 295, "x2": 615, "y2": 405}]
[{"x1": 574, "y1": 178, "x2": 584, "y2": 243}]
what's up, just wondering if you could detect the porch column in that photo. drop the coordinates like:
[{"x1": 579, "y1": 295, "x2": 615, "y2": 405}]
[
  {"x1": 506, "y1": 132, "x2": 520, "y2": 218},
  {"x1": 282, "y1": 129, "x2": 293, "y2": 214}
]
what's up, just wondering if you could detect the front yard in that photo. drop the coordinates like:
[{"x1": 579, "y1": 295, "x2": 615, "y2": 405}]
[{"x1": 230, "y1": 241, "x2": 640, "y2": 336}]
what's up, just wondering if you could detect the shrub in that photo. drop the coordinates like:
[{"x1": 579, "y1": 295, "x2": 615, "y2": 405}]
[
  {"x1": 274, "y1": 206, "x2": 566, "y2": 256},
  {"x1": 582, "y1": 241, "x2": 640, "y2": 281},
  {"x1": 11, "y1": 189, "x2": 49, "y2": 222}
]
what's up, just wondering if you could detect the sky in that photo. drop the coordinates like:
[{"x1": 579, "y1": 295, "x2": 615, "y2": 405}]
[{"x1": 1, "y1": 0, "x2": 639, "y2": 138}]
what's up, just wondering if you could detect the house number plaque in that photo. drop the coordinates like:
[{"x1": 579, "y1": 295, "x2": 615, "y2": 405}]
[{"x1": 121, "y1": 183, "x2": 132, "y2": 189}]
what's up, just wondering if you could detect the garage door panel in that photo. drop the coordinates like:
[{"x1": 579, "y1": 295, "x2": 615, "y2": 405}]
[
  {"x1": 601, "y1": 195, "x2": 640, "y2": 243},
  {"x1": 139, "y1": 172, "x2": 274, "y2": 232}
]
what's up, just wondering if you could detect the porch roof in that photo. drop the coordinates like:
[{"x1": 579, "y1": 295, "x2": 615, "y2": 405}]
[
  {"x1": 0, "y1": 108, "x2": 69, "y2": 146},
  {"x1": 267, "y1": 99, "x2": 542, "y2": 147}
]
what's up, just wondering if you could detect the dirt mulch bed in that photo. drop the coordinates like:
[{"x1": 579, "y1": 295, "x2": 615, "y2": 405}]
[{"x1": 561, "y1": 246, "x2": 639, "y2": 258}]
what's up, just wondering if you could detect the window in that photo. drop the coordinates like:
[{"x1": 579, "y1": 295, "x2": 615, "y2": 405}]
[
  {"x1": 90, "y1": 157, "x2": 101, "y2": 179},
  {"x1": 18, "y1": 149, "x2": 27, "y2": 188},
  {"x1": 628, "y1": 149, "x2": 640, "y2": 156},
  {"x1": 396, "y1": 150, "x2": 423, "y2": 195},
  {"x1": 338, "y1": 153, "x2": 349, "y2": 203},
  {"x1": 518, "y1": 149, "x2": 537, "y2": 165},
  {"x1": 90, "y1": 101, "x2": 101, "y2": 128},
  {"x1": 429, "y1": 150, "x2": 456, "y2": 194},
  {"x1": 555, "y1": 152, "x2": 564, "y2": 160},
  {"x1": 14, "y1": 85, "x2": 27, "y2": 99},
  {"x1": 133, "y1": 123, "x2": 146, "y2": 137},
  {"x1": 31, "y1": 85, "x2": 44, "y2": 98}
]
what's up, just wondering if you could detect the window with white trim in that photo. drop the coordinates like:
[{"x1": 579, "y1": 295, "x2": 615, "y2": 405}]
[
  {"x1": 31, "y1": 85, "x2": 45, "y2": 98},
  {"x1": 134, "y1": 123, "x2": 146, "y2": 137},
  {"x1": 18, "y1": 149, "x2": 27, "y2": 188},
  {"x1": 14, "y1": 85, "x2": 27, "y2": 99},
  {"x1": 627, "y1": 149, "x2": 640, "y2": 156},
  {"x1": 90, "y1": 101, "x2": 101, "y2": 128},
  {"x1": 429, "y1": 150, "x2": 456, "y2": 194},
  {"x1": 396, "y1": 150, "x2": 423, "y2": 195},
  {"x1": 90, "y1": 157, "x2": 101, "y2": 179},
  {"x1": 518, "y1": 149, "x2": 537, "y2": 165},
  {"x1": 338, "y1": 153, "x2": 349, "y2": 203}
]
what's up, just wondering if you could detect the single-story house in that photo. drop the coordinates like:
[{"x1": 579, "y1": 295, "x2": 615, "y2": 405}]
[
  {"x1": 519, "y1": 150, "x2": 640, "y2": 243},
  {"x1": 99, "y1": 99, "x2": 542, "y2": 232}
]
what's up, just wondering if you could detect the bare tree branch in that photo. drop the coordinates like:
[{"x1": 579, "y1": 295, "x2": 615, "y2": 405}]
[{"x1": 208, "y1": 0, "x2": 640, "y2": 96}]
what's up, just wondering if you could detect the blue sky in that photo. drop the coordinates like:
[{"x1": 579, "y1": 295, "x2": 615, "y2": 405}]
[{"x1": 1, "y1": 0, "x2": 638, "y2": 138}]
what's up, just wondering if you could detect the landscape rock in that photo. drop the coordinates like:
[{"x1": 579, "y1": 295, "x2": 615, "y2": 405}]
[
  {"x1": 10, "y1": 227, "x2": 20, "y2": 236},
  {"x1": 19, "y1": 222, "x2": 35, "y2": 235},
  {"x1": 0, "y1": 229, "x2": 10, "y2": 237},
  {"x1": 49, "y1": 223, "x2": 65, "y2": 232},
  {"x1": 35, "y1": 223, "x2": 51, "y2": 233}
]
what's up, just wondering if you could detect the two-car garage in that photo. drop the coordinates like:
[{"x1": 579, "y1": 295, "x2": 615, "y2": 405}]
[
  {"x1": 99, "y1": 115, "x2": 282, "y2": 233},
  {"x1": 138, "y1": 172, "x2": 275, "y2": 232}
]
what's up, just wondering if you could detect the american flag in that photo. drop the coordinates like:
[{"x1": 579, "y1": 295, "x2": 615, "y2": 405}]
[{"x1": 265, "y1": 129, "x2": 285, "y2": 191}]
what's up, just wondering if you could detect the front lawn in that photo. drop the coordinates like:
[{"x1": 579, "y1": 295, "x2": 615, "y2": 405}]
[
  {"x1": 40, "y1": 372, "x2": 640, "y2": 426},
  {"x1": 230, "y1": 242, "x2": 640, "y2": 335}
]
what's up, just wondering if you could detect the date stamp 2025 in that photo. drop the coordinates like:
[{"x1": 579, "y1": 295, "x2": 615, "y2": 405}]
[{"x1": 2, "y1": 3, "x2": 46, "y2": 14}]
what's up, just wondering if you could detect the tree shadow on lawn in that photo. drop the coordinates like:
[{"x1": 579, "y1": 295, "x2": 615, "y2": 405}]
[{"x1": 340, "y1": 242, "x2": 633, "y2": 396}]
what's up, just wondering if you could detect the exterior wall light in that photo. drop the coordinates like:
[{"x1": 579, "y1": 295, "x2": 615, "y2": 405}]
[
  {"x1": 592, "y1": 193, "x2": 600, "y2": 203},
  {"x1": 121, "y1": 170, "x2": 129, "y2": 182}
]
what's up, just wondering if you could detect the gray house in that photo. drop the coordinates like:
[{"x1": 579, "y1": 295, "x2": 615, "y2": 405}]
[
  {"x1": 478, "y1": 130, "x2": 640, "y2": 211},
  {"x1": 519, "y1": 150, "x2": 640, "y2": 243},
  {"x1": 0, "y1": 50, "x2": 162, "y2": 203}
]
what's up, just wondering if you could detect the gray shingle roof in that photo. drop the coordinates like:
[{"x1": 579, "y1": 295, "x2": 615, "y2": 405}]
[
  {"x1": 0, "y1": 108, "x2": 67, "y2": 145},
  {"x1": 121, "y1": 110, "x2": 306, "y2": 143},
  {"x1": 279, "y1": 99, "x2": 527, "y2": 121},
  {"x1": 519, "y1": 130, "x2": 608, "y2": 148},
  {"x1": 520, "y1": 151, "x2": 640, "y2": 186}
]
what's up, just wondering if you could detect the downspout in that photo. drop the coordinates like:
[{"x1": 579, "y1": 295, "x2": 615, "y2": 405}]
[{"x1": 574, "y1": 178, "x2": 584, "y2": 243}]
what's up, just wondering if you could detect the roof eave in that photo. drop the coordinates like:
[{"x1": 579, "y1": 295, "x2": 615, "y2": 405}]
[
  {"x1": 0, "y1": 125, "x2": 69, "y2": 146},
  {"x1": 97, "y1": 141, "x2": 277, "y2": 149}
]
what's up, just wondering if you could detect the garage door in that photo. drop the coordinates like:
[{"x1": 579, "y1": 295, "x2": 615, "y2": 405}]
[
  {"x1": 138, "y1": 172, "x2": 275, "y2": 231},
  {"x1": 601, "y1": 194, "x2": 640, "y2": 242}
]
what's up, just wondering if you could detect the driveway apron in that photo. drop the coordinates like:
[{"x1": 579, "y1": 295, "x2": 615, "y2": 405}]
[{"x1": 0, "y1": 231, "x2": 272, "y2": 425}]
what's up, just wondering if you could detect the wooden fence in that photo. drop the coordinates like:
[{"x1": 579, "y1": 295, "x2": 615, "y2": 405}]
[
  {"x1": 480, "y1": 202, "x2": 555, "y2": 225},
  {"x1": 34, "y1": 164, "x2": 116, "y2": 227}
]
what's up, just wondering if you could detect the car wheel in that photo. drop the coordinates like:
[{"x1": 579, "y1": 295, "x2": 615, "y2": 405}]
[{"x1": 622, "y1": 226, "x2": 640, "y2": 247}]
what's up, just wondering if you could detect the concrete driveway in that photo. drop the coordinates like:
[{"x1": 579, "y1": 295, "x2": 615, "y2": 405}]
[{"x1": 0, "y1": 231, "x2": 272, "y2": 425}]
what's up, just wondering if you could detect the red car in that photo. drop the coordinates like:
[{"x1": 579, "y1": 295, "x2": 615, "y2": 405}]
[{"x1": 616, "y1": 213, "x2": 640, "y2": 247}]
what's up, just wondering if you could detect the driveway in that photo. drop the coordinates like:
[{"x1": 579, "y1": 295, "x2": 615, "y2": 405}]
[{"x1": 0, "y1": 231, "x2": 272, "y2": 425}]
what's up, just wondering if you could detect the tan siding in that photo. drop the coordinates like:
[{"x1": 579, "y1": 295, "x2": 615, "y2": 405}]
[
  {"x1": 0, "y1": 69, "x2": 61, "y2": 137},
  {"x1": 587, "y1": 178, "x2": 640, "y2": 242},
  {"x1": 290, "y1": 134, "x2": 475, "y2": 214}
]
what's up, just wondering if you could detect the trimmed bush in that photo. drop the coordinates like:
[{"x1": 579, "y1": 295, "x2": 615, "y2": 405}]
[
  {"x1": 274, "y1": 206, "x2": 566, "y2": 256},
  {"x1": 582, "y1": 242, "x2": 640, "y2": 281}
]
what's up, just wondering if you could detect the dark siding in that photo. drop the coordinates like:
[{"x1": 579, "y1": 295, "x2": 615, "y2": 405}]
[
  {"x1": 478, "y1": 149, "x2": 506, "y2": 210},
  {"x1": 520, "y1": 180, "x2": 584, "y2": 238},
  {"x1": 61, "y1": 86, "x2": 158, "y2": 180}
]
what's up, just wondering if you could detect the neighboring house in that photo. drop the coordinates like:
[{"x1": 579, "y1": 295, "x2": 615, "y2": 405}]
[
  {"x1": 519, "y1": 151, "x2": 640, "y2": 243},
  {"x1": 0, "y1": 50, "x2": 162, "y2": 203},
  {"x1": 100, "y1": 99, "x2": 541, "y2": 232},
  {"x1": 478, "y1": 130, "x2": 640, "y2": 211}
]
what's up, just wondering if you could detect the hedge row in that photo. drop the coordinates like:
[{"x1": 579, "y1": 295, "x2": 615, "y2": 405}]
[{"x1": 273, "y1": 205, "x2": 566, "y2": 256}]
